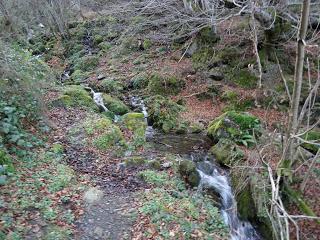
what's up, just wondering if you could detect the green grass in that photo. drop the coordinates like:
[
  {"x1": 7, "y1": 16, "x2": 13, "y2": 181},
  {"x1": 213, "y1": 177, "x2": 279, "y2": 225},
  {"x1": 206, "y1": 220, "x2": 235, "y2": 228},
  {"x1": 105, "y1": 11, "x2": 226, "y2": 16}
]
[{"x1": 137, "y1": 170, "x2": 229, "y2": 239}]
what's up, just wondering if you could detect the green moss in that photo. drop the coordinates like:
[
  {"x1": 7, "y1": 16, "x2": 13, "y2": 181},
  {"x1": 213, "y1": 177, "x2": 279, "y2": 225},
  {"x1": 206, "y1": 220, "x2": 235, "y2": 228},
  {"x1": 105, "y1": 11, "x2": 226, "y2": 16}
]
[
  {"x1": 192, "y1": 47, "x2": 215, "y2": 69},
  {"x1": 74, "y1": 55, "x2": 99, "y2": 72},
  {"x1": 52, "y1": 86, "x2": 98, "y2": 110},
  {"x1": 232, "y1": 69, "x2": 258, "y2": 89},
  {"x1": 51, "y1": 143, "x2": 64, "y2": 154},
  {"x1": 125, "y1": 156, "x2": 146, "y2": 167},
  {"x1": 93, "y1": 125, "x2": 123, "y2": 150},
  {"x1": 284, "y1": 186, "x2": 320, "y2": 224},
  {"x1": 207, "y1": 111, "x2": 261, "y2": 145},
  {"x1": 143, "y1": 39, "x2": 152, "y2": 49},
  {"x1": 102, "y1": 94, "x2": 129, "y2": 115},
  {"x1": 138, "y1": 170, "x2": 169, "y2": 186},
  {"x1": 236, "y1": 186, "x2": 256, "y2": 220},
  {"x1": 148, "y1": 160, "x2": 161, "y2": 170},
  {"x1": 209, "y1": 139, "x2": 244, "y2": 166},
  {"x1": 131, "y1": 73, "x2": 149, "y2": 89},
  {"x1": 93, "y1": 35, "x2": 104, "y2": 45},
  {"x1": 189, "y1": 123, "x2": 204, "y2": 133},
  {"x1": 98, "y1": 42, "x2": 112, "y2": 52},
  {"x1": 178, "y1": 159, "x2": 200, "y2": 187},
  {"x1": 301, "y1": 130, "x2": 320, "y2": 154},
  {"x1": 221, "y1": 90, "x2": 238, "y2": 101},
  {"x1": 146, "y1": 95, "x2": 184, "y2": 133},
  {"x1": 97, "y1": 78, "x2": 124, "y2": 93},
  {"x1": 71, "y1": 70, "x2": 89, "y2": 83},
  {"x1": 122, "y1": 113, "x2": 145, "y2": 130},
  {"x1": 84, "y1": 117, "x2": 112, "y2": 135},
  {"x1": 148, "y1": 73, "x2": 185, "y2": 95}
]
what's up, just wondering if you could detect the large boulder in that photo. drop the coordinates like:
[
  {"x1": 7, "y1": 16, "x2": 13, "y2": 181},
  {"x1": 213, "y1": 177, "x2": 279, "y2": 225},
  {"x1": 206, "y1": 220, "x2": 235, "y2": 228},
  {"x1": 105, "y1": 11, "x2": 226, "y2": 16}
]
[
  {"x1": 178, "y1": 159, "x2": 200, "y2": 187},
  {"x1": 51, "y1": 85, "x2": 98, "y2": 111},
  {"x1": 207, "y1": 111, "x2": 261, "y2": 146},
  {"x1": 102, "y1": 94, "x2": 129, "y2": 115},
  {"x1": 146, "y1": 95, "x2": 184, "y2": 133},
  {"x1": 209, "y1": 139, "x2": 244, "y2": 166}
]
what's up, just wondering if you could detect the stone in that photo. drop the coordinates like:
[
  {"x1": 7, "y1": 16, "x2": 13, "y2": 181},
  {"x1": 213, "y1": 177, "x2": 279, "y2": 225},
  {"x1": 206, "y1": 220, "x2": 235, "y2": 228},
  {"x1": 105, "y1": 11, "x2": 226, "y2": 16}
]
[
  {"x1": 208, "y1": 69, "x2": 224, "y2": 81},
  {"x1": 178, "y1": 159, "x2": 200, "y2": 187},
  {"x1": 97, "y1": 74, "x2": 106, "y2": 80},
  {"x1": 84, "y1": 187, "x2": 104, "y2": 204}
]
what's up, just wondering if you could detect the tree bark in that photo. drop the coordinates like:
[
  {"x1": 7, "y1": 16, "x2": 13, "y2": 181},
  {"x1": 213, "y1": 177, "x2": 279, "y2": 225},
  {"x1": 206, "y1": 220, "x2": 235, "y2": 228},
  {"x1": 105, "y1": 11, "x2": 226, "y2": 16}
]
[{"x1": 286, "y1": 0, "x2": 311, "y2": 164}]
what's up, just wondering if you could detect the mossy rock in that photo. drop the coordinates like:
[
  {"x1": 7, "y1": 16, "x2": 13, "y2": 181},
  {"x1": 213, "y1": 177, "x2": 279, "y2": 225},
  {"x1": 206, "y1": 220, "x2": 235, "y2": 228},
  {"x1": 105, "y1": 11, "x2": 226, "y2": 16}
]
[
  {"x1": 122, "y1": 113, "x2": 146, "y2": 131},
  {"x1": 71, "y1": 70, "x2": 89, "y2": 83},
  {"x1": 148, "y1": 73, "x2": 185, "y2": 96},
  {"x1": 94, "y1": 78, "x2": 124, "y2": 93},
  {"x1": 143, "y1": 39, "x2": 152, "y2": 49},
  {"x1": 125, "y1": 156, "x2": 146, "y2": 167},
  {"x1": 74, "y1": 55, "x2": 99, "y2": 72},
  {"x1": 122, "y1": 113, "x2": 147, "y2": 148},
  {"x1": 209, "y1": 139, "x2": 244, "y2": 166},
  {"x1": 83, "y1": 118, "x2": 124, "y2": 150},
  {"x1": 178, "y1": 159, "x2": 200, "y2": 187},
  {"x1": 93, "y1": 35, "x2": 104, "y2": 45},
  {"x1": 98, "y1": 42, "x2": 112, "y2": 52},
  {"x1": 148, "y1": 160, "x2": 161, "y2": 170},
  {"x1": 52, "y1": 86, "x2": 98, "y2": 111},
  {"x1": 131, "y1": 73, "x2": 149, "y2": 89},
  {"x1": 146, "y1": 95, "x2": 184, "y2": 133},
  {"x1": 102, "y1": 94, "x2": 129, "y2": 115},
  {"x1": 207, "y1": 111, "x2": 261, "y2": 145},
  {"x1": 301, "y1": 130, "x2": 320, "y2": 154}
]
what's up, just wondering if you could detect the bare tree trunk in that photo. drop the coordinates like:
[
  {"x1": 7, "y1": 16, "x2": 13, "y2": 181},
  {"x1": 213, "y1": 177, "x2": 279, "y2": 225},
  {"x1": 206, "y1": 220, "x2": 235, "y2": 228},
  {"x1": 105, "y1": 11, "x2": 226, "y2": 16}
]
[
  {"x1": 0, "y1": 0, "x2": 11, "y2": 25},
  {"x1": 286, "y1": 0, "x2": 311, "y2": 165}
]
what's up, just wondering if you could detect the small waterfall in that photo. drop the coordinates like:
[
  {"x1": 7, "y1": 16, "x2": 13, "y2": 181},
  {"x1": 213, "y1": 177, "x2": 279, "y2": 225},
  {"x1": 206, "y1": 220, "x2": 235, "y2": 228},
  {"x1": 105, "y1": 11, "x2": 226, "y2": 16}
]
[
  {"x1": 130, "y1": 96, "x2": 154, "y2": 139},
  {"x1": 197, "y1": 161, "x2": 261, "y2": 240}
]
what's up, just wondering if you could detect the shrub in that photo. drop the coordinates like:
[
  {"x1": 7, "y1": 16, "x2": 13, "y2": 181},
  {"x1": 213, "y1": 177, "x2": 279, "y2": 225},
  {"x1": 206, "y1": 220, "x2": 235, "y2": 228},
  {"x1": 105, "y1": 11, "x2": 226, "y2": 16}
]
[{"x1": 74, "y1": 55, "x2": 99, "y2": 72}]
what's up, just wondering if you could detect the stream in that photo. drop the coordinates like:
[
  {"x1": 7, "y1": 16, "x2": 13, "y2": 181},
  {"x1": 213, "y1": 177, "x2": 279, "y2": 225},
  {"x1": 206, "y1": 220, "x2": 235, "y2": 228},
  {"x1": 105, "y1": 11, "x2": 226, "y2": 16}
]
[
  {"x1": 130, "y1": 96, "x2": 262, "y2": 240},
  {"x1": 86, "y1": 90, "x2": 261, "y2": 239}
]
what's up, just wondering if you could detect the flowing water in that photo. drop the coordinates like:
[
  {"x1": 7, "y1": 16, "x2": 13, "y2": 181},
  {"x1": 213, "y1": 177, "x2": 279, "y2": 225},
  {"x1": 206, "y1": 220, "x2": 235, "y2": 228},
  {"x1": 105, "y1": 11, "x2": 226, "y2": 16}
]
[{"x1": 131, "y1": 96, "x2": 261, "y2": 240}]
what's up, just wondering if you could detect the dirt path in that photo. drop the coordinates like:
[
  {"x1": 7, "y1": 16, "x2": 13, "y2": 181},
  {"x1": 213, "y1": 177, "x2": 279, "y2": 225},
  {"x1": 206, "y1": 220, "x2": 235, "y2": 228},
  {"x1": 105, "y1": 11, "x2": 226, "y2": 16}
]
[{"x1": 46, "y1": 97, "x2": 145, "y2": 239}]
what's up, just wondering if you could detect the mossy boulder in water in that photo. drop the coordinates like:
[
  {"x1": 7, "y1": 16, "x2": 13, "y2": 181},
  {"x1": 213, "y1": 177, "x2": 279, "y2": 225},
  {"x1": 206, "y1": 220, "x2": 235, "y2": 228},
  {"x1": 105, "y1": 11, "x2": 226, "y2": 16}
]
[
  {"x1": 209, "y1": 139, "x2": 244, "y2": 166},
  {"x1": 178, "y1": 159, "x2": 200, "y2": 187},
  {"x1": 102, "y1": 94, "x2": 129, "y2": 115},
  {"x1": 52, "y1": 85, "x2": 98, "y2": 111},
  {"x1": 146, "y1": 95, "x2": 184, "y2": 133},
  {"x1": 148, "y1": 73, "x2": 185, "y2": 96},
  {"x1": 207, "y1": 111, "x2": 261, "y2": 146},
  {"x1": 93, "y1": 78, "x2": 123, "y2": 93},
  {"x1": 122, "y1": 113, "x2": 147, "y2": 148}
]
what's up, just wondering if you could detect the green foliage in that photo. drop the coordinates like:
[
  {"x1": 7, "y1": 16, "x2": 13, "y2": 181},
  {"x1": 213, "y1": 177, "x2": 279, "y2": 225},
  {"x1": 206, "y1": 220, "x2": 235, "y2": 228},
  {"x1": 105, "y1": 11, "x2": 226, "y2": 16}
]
[
  {"x1": 0, "y1": 42, "x2": 49, "y2": 153},
  {"x1": 52, "y1": 85, "x2": 98, "y2": 110},
  {"x1": 0, "y1": 151, "x2": 83, "y2": 238},
  {"x1": 209, "y1": 139, "x2": 244, "y2": 166},
  {"x1": 301, "y1": 130, "x2": 320, "y2": 154},
  {"x1": 138, "y1": 170, "x2": 228, "y2": 239},
  {"x1": 143, "y1": 39, "x2": 152, "y2": 49},
  {"x1": 232, "y1": 69, "x2": 258, "y2": 89},
  {"x1": 131, "y1": 73, "x2": 149, "y2": 89},
  {"x1": 81, "y1": 117, "x2": 124, "y2": 151},
  {"x1": 102, "y1": 94, "x2": 129, "y2": 115},
  {"x1": 207, "y1": 111, "x2": 261, "y2": 146},
  {"x1": 148, "y1": 73, "x2": 185, "y2": 95},
  {"x1": 70, "y1": 70, "x2": 89, "y2": 83},
  {"x1": 74, "y1": 55, "x2": 99, "y2": 72},
  {"x1": 96, "y1": 78, "x2": 124, "y2": 93},
  {"x1": 146, "y1": 95, "x2": 184, "y2": 133},
  {"x1": 138, "y1": 170, "x2": 169, "y2": 186}
]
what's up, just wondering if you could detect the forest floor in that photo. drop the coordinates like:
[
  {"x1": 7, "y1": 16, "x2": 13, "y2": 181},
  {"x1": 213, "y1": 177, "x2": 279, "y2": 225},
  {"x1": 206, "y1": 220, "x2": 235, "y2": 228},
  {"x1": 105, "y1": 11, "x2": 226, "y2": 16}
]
[{"x1": 1, "y1": 1, "x2": 319, "y2": 239}]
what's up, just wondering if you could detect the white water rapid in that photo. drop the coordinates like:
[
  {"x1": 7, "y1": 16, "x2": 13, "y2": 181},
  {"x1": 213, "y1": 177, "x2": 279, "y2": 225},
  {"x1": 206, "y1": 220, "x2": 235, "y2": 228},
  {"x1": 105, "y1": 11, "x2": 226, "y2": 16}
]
[{"x1": 197, "y1": 161, "x2": 261, "y2": 240}]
